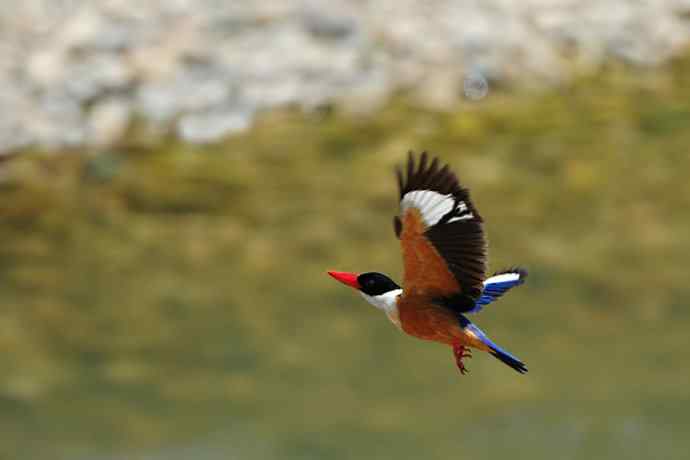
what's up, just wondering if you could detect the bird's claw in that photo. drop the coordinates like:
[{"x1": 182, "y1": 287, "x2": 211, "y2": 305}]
[{"x1": 452, "y1": 344, "x2": 472, "y2": 375}]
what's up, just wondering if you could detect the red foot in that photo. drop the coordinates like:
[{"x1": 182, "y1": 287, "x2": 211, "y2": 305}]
[{"x1": 452, "y1": 343, "x2": 472, "y2": 375}]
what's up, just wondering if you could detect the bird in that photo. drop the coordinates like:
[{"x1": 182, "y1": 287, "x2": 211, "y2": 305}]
[{"x1": 328, "y1": 151, "x2": 528, "y2": 375}]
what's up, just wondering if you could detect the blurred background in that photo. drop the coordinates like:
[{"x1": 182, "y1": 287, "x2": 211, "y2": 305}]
[{"x1": 2, "y1": 1, "x2": 690, "y2": 459}]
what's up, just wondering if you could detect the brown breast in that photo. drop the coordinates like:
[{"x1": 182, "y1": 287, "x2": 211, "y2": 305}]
[
  {"x1": 396, "y1": 294, "x2": 491, "y2": 351},
  {"x1": 397, "y1": 294, "x2": 464, "y2": 345}
]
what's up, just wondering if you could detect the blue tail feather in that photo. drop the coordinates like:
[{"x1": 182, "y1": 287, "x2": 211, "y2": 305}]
[
  {"x1": 488, "y1": 344, "x2": 528, "y2": 374},
  {"x1": 460, "y1": 316, "x2": 528, "y2": 374}
]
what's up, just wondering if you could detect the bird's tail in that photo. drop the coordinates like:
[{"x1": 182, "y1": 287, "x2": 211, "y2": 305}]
[
  {"x1": 460, "y1": 316, "x2": 528, "y2": 374},
  {"x1": 489, "y1": 343, "x2": 528, "y2": 374}
]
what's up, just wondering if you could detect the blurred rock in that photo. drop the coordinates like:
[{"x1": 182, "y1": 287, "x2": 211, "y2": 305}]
[
  {"x1": 1, "y1": 0, "x2": 690, "y2": 153},
  {"x1": 64, "y1": 54, "x2": 133, "y2": 101},
  {"x1": 88, "y1": 97, "x2": 132, "y2": 147},
  {"x1": 137, "y1": 73, "x2": 231, "y2": 124},
  {"x1": 413, "y1": 70, "x2": 462, "y2": 111},
  {"x1": 463, "y1": 70, "x2": 489, "y2": 102},
  {"x1": 302, "y1": 7, "x2": 358, "y2": 41},
  {"x1": 177, "y1": 105, "x2": 254, "y2": 143}
]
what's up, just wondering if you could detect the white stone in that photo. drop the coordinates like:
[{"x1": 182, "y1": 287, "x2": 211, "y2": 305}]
[
  {"x1": 87, "y1": 98, "x2": 132, "y2": 146},
  {"x1": 177, "y1": 106, "x2": 254, "y2": 143}
]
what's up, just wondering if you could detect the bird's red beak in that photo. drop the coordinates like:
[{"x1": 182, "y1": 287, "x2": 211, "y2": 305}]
[{"x1": 327, "y1": 271, "x2": 361, "y2": 289}]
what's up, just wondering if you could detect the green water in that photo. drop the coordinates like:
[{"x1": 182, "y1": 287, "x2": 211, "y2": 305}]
[{"x1": 2, "y1": 57, "x2": 690, "y2": 459}]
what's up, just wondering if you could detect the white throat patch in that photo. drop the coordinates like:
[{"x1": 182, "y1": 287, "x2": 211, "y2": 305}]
[
  {"x1": 360, "y1": 288, "x2": 403, "y2": 329},
  {"x1": 360, "y1": 289, "x2": 402, "y2": 314}
]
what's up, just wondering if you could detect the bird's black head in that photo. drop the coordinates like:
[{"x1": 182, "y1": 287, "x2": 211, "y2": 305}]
[
  {"x1": 328, "y1": 270, "x2": 400, "y2": 296},
  {"x1": 356, "y1": 272, "x2": 400, "y2": 296}
]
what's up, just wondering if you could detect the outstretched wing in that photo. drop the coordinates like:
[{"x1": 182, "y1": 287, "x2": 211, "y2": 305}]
[
  {"x1": 467, "y1": 267, "x2": 528, "y2": 314},
  {"x1": 394, "y1": 151, "x2": 487, "y2": 305}
]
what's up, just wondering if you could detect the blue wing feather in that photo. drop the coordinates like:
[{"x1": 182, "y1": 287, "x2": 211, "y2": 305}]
[{"x1": 467, "y1": 267, "x2": 527, "y2": 314}]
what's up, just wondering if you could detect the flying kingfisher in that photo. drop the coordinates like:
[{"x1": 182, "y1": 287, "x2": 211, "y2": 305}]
[{"x1": 328, "y1": 151, "x2": 528, "y2": 375}]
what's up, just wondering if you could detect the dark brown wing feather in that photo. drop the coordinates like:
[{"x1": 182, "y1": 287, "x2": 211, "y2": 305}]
[{"x1": 395, "y1": 151, "x2": 487, "y2": 300}]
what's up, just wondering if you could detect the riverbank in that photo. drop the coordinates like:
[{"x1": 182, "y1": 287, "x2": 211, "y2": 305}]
[{"x1": 2, "y1": 0, "x2": 690, "y2": 154}]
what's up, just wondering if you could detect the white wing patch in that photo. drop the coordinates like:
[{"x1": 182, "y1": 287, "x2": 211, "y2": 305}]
[
  {"x1": 484, "y1": 272, "x2": 521, "y2": 285},
  {"x1": 447, "y1": 201, "x2": 474, "y2": 223},
  {"x1": 401, "y1": 190, "x2": 474, "y2": 227},
  {"x1": 447, "y1": 214, "x2": 474, "y2": 223}
]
